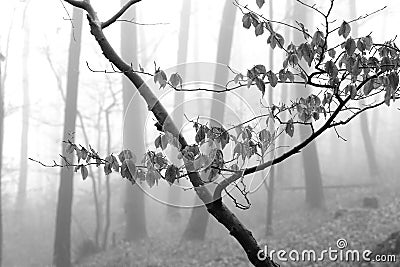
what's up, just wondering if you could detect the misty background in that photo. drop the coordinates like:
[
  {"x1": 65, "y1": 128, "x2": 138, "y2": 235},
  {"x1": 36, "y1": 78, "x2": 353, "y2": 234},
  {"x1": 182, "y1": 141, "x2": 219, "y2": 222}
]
[{"x1": 0, "y1": 0, "x2": 399, "y2": 266}]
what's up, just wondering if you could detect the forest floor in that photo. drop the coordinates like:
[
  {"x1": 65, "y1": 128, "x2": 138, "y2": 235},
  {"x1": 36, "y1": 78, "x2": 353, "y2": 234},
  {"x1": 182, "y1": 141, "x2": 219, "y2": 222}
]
[{"x1": 78, "y1": 173, "x2": 400, "y2": 267}]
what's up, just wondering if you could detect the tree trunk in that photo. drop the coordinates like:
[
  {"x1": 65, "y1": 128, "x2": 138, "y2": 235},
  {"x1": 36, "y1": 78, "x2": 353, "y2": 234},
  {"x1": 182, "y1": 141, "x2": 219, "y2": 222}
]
[
  {"x1": 370, "y1": 105, "x2": 379, "y2": 143},
  {"x1": 93, "y1": 110, "x2": 102, "y2": 246},
  {"x1": 46, "y1": 48, "x2": 103, "y2": 248},
  {"x1": 121, "y1": 1, "x2": 147, "y2": 241},
  {"x1": 17, "y1": 15, "x2": 30, "y2": 206},
  {"x1": 350, "y1": 0, "x2": 379, "y2": 179},
  {"x1": 64, "y1": 2, "x2": 278, "y2": 265},
  {"x1": 265, "y1": 167, "x2": 274, "y2": 235},
  {"x1": 275, "y1": 86, "x2": 289, "y2": 186},
  {"x1": 166, "y1": 0, "x2": 191, "y2": 221},
  {"x1": 77, "y1": 114, "x2": 102, "y2": 247},
  {"x1": 265, "y1": 2, "x2": 275, "y2": 236},
  {"x1": 0, "y1": 51, "x2": 5, "y2": 267},
  {"x1": 183, "y1": 0, "x2": 237, "y2": 241},
  {"x1": 293, "y1": 5, "x2": 325, "y2": 209},
  {"x1": 53, "y1": 8, "x2": 83, "y2": 267},
  {"x1": 102, "y1": 107, "x2": 112, "y2": 249},
  {"x1": 300, "y1": 139, "x2": 324, "y2": 208},
  {"x1": 359, "y1": 112, "x2": 379, "y2": 177},
  {"x1": 273, "y1": 1, "x2": 291, "y2": 188}
]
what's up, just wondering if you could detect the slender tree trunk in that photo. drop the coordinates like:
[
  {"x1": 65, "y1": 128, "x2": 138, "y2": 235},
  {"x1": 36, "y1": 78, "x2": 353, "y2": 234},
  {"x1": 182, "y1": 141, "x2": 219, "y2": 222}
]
[
  {"x1": 95, "y1": 108, "x2": 103, "y2": 196},
  {"x1": 77, "y1": 113, "x2": 101, "y2": 246},
  {"x1": 53, "y1": 8, "x2": 83, "y2": 267},
  {"x1": 167, "y1": 0, "x2": 191, "y2": 221},
  {"x1": 275, "y1": 87, "x2": 289, "y2": 186},
  {"x1": 121, "y1": 1, "x2": 147, "y2": 241},
  {"x1": 350, "y1": 0, "x2": 379, "y2": 179},
  {"x1": 102, "y1": 107, "x2": 112, "y2": 249},
  {"x1": 265, "y1": 2, "x2": 275, "y2": 236},
  {"x1": 293, "y1": 5, "x2": 325, "y2": 209},
  {"x1": 359, "y1": 113, "x2": 379, "y2": 177},
  {"x1": 17, "y1": 16, "x2": 30, "y2": 206},
  {"x1": 301, "y1": 140, "x2": 324, "y2": 208},
  {"x1": 102, "y1": 88, "x2": 117, "y2": 249},
  {"x1": 0, "y1": 52, "x2": 5, "y2": 267},
  {"x1": 371, "y1": 8, "x2": 388, "y2": 145},
  {"x1": 94, "y1": 106, "x2": 103, "y2": 241},
  {"x1": 273, "y1": 1, "x2": 291, "y2": 188},
  {"x1": 262, "y1": 132, "x2": 275, "y2": 236},
  {"x1": 46, "y1": 49, "x2": 102, "y2": 248},
  {"x1": 265, "y1": 167, "x2": 274, "y2": 235},
  {"x1": 183, "y1": 0, "x2": 237, "y2": 240},
  {"x1": 370, "y1": 104, "x2": 379, "y2": 143}
]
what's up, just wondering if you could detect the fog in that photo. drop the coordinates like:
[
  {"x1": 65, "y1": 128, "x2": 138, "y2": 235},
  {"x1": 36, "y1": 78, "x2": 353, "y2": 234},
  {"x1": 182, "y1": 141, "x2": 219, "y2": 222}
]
[{"x1": 0, "y1": 0, "x2": 399, "y2": 266}]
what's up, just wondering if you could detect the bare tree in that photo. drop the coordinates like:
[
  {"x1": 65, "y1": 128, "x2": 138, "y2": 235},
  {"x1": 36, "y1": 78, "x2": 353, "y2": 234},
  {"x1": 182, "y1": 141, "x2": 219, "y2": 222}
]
[
  {"x1": 17, "y1": 2, "x2": 31, "y2": 206},
  {"x1": 264, "y1": 0, "x2": 275, "y2": 237},
  {"x1": 45, "y1": 47, "x2": 104, "y2": 249},
  {"x1": 293, "y1": 2, "x2": 325, "y2": 209},
  {"x1": 350, "y1": 0, "x2": 379, "y2": 179},
  {"x1": 0, "y1": 50, "x2": 5, "y2": 267},
  {"x1": 183, "y1": 0, "x2": 237, "y2": 241},
  {"x1": 51, "y1": 1, "x2": 400, "y2": 266},
  {"x1": 166, "y1": 0, "x2": 191, "y2": 222},
  {"x1": 102, "y1": 85, "x2": 118, "y2": 249},
  {"x1": 0, "y1": 12, "x2": 15, "y2": 265},
  {"x1": 53, "y1": 7, "x2": 83, "y2": 267},
  {"x1": 121, "y1": 0, "x2": 147, "y2": 241}
]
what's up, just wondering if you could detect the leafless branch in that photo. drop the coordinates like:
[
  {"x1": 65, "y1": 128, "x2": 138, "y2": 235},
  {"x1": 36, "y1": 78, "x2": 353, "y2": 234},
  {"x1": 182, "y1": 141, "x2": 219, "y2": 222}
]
[
  {"x1": 328, "y1": 6, "x2": 387, "y2": 34},
  {"x1": 330, "y1": 99, "x2": 391, "y2": 127},
  {"x1": 101, "y1": 0, "x2": 142, "y2": 29},
  {"x1": 116, "y1": 18, "x2": 169, "y2": 26},
  {"x1": 295, "y1": 0, "x2": 327, "y2": 18},
  {"x1": 333, "y1": 125, "x2": 347, "y2": 141}
]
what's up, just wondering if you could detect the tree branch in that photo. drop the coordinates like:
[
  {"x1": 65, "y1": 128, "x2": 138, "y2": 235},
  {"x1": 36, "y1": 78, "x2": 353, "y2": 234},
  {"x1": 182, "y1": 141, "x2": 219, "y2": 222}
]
[
  {"x1": 61, "y1": 1, "x2": 277, "y2": 266},
  {"x1": 63, "y1": 0, "x2": 91, "y2": 12},
  {"x1": 101, "y1": 0, "x2": 142, "y2": 29},
  {"x1": 330, "y1": 99, "x2": 387, "y2": 127},
  {"x1": 214, "y1": 171, "x2": 244, "y2": 201}
]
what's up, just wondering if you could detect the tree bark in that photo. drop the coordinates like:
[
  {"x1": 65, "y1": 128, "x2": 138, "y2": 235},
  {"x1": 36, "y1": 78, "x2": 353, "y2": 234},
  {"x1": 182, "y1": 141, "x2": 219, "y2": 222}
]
[
  {"x1": 293, "y1": 4, "x2": 325, "y2": 209},
  {"x1": 265, "y1": 1, "x2": 275, "y2": 236},
  {"x1": 183, "y1": 0, "x2": 237, "y2": 241},
  {"x1": 77, "y1": 113, "x2": 102, "y2": 246},
  {"x1": 350, "y1": 0, "x2": 379, "y2": 179},
  {"x1": 359, "y1": 112, "x2": 379, "y2": 177},
  {"x1": 53, "y1": 8, "x2": 83, "y2": 267},
  {"x1": 102, "y1": 105, "x2": 113, "y2": 249},
  {"x1": 300, "y1": 139, "x2": 324, "y2": 208},
  {"x1": 62, "y1": 1, "x2": 278, "y2": 265},
  {"x1": 166, "y1": 0, "x2": 191, "y2": 221},
  {"x1": 17, "y1": 14, "x2": 30, "y2": 206},
  {"x1": 0, "y1": 51, "x2": 5, "y2": 267},
  {"x1": 46, "y1": 49, "x2": 103, "y2": 248},
  {"x1": 265, "y1": 167, "x2": 274, "y2": 235},
  {"x1": 121, "y1": 1, "x2": 148, "y2": 241}
]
